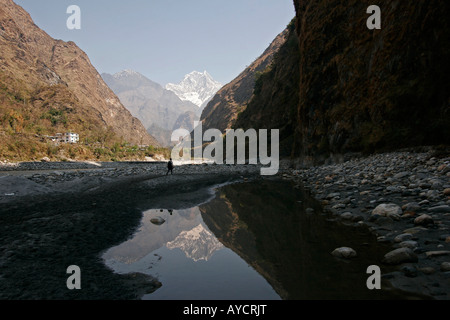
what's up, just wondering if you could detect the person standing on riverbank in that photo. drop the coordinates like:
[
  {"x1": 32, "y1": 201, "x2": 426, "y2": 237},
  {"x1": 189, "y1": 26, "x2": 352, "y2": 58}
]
[{"x1": 166, "y1": 158, "x2": 174, "y2": 175}]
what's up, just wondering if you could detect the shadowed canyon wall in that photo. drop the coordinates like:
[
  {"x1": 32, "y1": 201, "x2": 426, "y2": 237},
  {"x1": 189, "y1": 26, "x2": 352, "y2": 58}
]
[{"x1": 232, "y1": 1, "x2": 450, "y2": 163}]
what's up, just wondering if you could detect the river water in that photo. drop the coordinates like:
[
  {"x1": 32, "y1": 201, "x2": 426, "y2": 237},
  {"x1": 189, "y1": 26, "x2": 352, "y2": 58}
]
[
  {"x1": 0, "y1": 175, "x2": 423, "y2": 299},
  {"x1": 101, "y1": 178, "x2": 415, "y2": 300},
  {"x1": 103, "y1": 207, "x2": 281, "y2": 300}
]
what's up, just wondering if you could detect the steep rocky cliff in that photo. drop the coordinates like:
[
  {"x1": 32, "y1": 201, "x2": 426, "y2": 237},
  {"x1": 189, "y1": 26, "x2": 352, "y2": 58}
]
[
  {"x1": 234, "y1": 19, "x2": 299, "y2": 157},
  {"x1": 200, "y1": 26, "x2": 289, "y2": 133},
  {"x1": 291, "y1": 0, "x2": 450, "y2": 162},
  {"x1": 235, "y1": 1, "x2": 450, "y2": 162},
  {"x1": 0, "y1": 0, "x2": 158, "y2": 152}
]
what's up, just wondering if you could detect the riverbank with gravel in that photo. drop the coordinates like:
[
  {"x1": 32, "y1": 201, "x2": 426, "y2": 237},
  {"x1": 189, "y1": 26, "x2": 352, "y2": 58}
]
[
  {"x1": 0, "y1": 161, "x2": 262, "y2": 204},
  {"x1": 281, "y1": 147, "x2": 450, "y2": 299},
  {"x1": 0, "y1": 162, "x2": 258, "y2": 300},
  {"x1": 1, "y1": 147, "x2": 449, "y2": 300}
]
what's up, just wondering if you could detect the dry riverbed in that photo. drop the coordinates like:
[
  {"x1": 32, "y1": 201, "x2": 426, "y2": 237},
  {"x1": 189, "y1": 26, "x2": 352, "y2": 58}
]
[
  {"x1": 0, "y1": 161, "x2": 260, "y2": 299},
  {"x1": 1, "y1": 147, "x2": 449, "y2": 300},
  {"x1": 0, "y1": 161, "x2": 261, "y2": 204}
]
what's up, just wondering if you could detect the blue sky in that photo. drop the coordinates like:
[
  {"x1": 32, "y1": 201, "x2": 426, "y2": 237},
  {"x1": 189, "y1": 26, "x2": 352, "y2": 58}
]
[{"x1": 14, "y1": 0, "x2": 295, "y2": 86}]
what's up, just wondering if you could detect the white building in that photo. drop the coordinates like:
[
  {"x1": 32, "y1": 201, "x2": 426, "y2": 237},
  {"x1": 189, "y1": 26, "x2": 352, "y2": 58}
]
[{"x1": 58, "y1": 132, "x2": 79, "y2": 144}]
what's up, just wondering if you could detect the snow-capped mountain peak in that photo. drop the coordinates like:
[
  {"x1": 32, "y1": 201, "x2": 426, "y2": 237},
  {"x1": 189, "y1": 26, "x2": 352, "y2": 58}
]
[{"x1": 165, "y1": 71, "x2": 222, "y2": 108}]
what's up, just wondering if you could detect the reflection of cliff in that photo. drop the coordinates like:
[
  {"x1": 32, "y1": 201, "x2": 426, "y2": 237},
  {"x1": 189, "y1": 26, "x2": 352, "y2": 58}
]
[
  {"x1": 166, "y1": 224, "x2": 223, "y2": 261},
  {"x1": 199, "y1": 179, "x2": 403, "y2": 300},
  {"x1": 199, "y1": 180, "x2": 305, "y2": 299}
]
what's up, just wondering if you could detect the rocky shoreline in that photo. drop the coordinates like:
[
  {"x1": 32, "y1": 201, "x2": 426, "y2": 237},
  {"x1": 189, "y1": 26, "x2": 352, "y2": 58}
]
[
  {"x1": 281, "y1": 147, "x2": 450, "y2": 299},
  {"x1": 1, "y1": 147, "x2": 449, "y2": 299}
]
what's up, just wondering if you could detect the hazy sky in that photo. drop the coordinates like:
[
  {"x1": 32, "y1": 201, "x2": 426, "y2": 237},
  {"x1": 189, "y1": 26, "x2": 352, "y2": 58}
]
[{"x1": 14, "y1": 0, "x2": 295, "y2": 86}]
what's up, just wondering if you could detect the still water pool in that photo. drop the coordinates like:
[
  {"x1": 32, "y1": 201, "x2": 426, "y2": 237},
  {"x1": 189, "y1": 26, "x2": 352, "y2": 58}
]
[
  {"x1": 103, "y1": 207, "x2": 280, "y2": 300},
  {"x1": 102, "y1": 179, "x2": 414, "y2": 300}
]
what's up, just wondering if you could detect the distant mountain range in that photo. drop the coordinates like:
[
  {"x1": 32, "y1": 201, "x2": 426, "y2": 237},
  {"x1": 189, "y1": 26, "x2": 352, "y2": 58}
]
[
  {"x1": 102, "y1": 70, "x2": 222, "y2": 146},
  {"x1": 102, "y1": 70, "x2": 196, "y2": 146}
]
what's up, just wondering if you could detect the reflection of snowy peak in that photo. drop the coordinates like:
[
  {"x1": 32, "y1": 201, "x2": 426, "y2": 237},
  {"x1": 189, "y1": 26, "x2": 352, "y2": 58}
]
[
  {"x1": 165, "y1": 71, "x2": 222, "y2": 108},
  {"x1": 166, "y1": 224, "x2": 223, "y2": 261}
]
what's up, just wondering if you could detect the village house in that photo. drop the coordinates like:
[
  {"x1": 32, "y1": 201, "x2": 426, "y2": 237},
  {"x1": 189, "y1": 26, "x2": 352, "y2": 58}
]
[
  {"x1": 59, "y1": 132, "x2": 80, "y2": 144},
  {"x1": 44, "y1": 132, "x2": 80, "y2": 144}
]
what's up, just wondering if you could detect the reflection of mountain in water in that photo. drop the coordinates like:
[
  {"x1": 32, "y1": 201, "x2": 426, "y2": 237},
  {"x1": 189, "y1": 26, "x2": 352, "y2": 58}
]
[
  {"x1": 102, "y1": 208, "x2": 201, "y2": 265},
  {"x1": 166, "y1": 224, "x2": 223, "y2": 261}
]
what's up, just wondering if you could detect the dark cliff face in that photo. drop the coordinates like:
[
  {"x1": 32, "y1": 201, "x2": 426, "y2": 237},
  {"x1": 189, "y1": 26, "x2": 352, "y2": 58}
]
[
  {"x1": 234, "y1": 19, "x2": 300, "y2": 157},
  {"x1": 235, "y1": 1, "x2": 450, "y2": 162},
  {"x1": 200, "y1": 27, "x2": 289, "y2": 133},
  {"x1": 292, "y1": 0, "x2": 450, "y2": 161}
]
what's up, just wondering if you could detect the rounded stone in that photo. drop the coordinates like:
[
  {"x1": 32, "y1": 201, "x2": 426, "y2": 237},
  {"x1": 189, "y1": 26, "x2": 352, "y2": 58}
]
[
  {"x1": 382, "y1": 248, "x2": 418, "y2": 265},
  {"x1": 440, "y1": 262, "x2": 450, "y2": 272},
  {"x1": 414, "y1": 214, "x2": 434, "y2": 226},
  {"x1": 150, "y1": 216, "x2": 165, "y2": 225},
  {"x1": 419, "y1": 267, "x2": 435, "y2": 275},
  {"x1": 372, "y1": 203, "x2": 402, "y2": 219},
  {"x1": 394, "y1": 233, "x2": 413, "y2": 243},
  {"x1": 331, "y1": 247, "x2": 357, "y2": 259},
  {"x1": 402, "y1": 202, "x2": 421, "y2": 213},
  {"x1": 399, "y1": 240, "x2": 419, "y2": 249},
  {"x1": 401, "y1": 265, "x2": 418, "y2": 277}
]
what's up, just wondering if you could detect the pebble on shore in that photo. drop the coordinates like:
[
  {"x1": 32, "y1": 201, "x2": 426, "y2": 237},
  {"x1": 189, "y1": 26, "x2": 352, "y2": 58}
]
[
  {"x1": 382, "y1": 248, "x2": 418, "y2": 265},
  {"x1": 414, "y1": 214, "x2": 434, "y2": 226},
  {"x1": 150, "y1": 217, "x2": 166, "y2": 226},
  {"x1": 331, "y1": 247, "x2": 357, "y2": 259},
  {"x1": 371, "y1": 203, "x2": 402, "y2": 220},
  {"x1": 441, "y1": 262, "x2": 450, "y2": 272}
]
